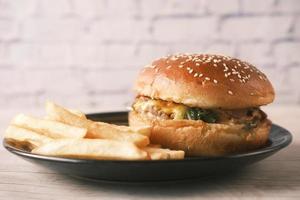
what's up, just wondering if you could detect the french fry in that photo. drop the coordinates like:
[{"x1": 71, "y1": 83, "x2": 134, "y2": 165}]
[
  {"x1": 46, "y1": 102, "x2": 149, "y2": 147},
  {"x1": 4, "y1": 125, "x2": 53, "y2": 148},
  {"x1": 5, "y1": 138, "x2": 36, "y2": 151},
  {"x1": 11, "y1": 114, "x2": 87, "y2": 139},
  {"x1": 143, "y1": 147, "x2": 170, "y2": 160},
  {"x1": 68, "y1": 109, "x2": 86, "y2": 119},
  {"x1": 32, "y1": 139, "x2": 149, "y2": 160},
  {"x1": 96, "y1": 122, "x2": 151, "y2": 137},
  {"x1": 131, "y1": 126, "x2": 151, "y2": 137},
  {"x1": 88, "y1": 123, "x2": 150, "y2": 147},
  {"x1": 143, "y1": 147, "x2": 185, "y2": 160}
]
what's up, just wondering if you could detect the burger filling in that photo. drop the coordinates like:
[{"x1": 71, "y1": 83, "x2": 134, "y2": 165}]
[{"x1": 132, "y1": 96, "x2": 267, "y2": 130}]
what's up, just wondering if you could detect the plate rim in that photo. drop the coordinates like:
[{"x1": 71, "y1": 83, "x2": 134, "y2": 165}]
[{"x1": 3, "y1": 111, "x2": 293, "y2": 164}]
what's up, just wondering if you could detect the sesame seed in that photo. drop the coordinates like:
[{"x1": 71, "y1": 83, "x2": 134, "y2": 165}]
[
  {"x1": 198, "y1": 73, "x2": 203, "y2": 77},
  {"x1": 196, "y1": 63, "x2": 200, "y2": 66},
  {"x1": 178, "y1": 65, "x2": 184, "y2": 68},
  {"x1": 225, "y1": 72, "x2": 231, "y2": 77},
  {"x1": 189, "y1": 69, "x2": 194, "y2": 74},
  {"x1": 187, "y1": 67, "x2": 191, "y2": 70},
  {"x1": 213, "y1": 64, "x2": 218, "y2": 67},
  {"x1": 213, "y1": 79, "x2": 218, "y2": 84},
  {"x1": 250, "y1": 92, "x2": 255, "y2": 96},
  {"x1": 166, "y1": 65, "x2": 172, "y2": 69},
  {"x1": 230, "y1": 78, "x2": 235, "y2": 82},
  {"x1": 228, "y1": 90, "x2": 233, "y2": 95},
  {"x1": 205, "y1": 77, "x2": 210, "y2": 81}
]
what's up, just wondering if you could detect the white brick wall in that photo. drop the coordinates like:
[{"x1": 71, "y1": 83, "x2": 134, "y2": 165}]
[{"x1": 0, "y1": 0, "x2": 299, "y2": 116}]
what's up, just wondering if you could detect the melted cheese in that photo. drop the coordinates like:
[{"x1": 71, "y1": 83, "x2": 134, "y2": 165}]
[{"x1": 133, "y1": 98, "x2": 187, "y2": 119}]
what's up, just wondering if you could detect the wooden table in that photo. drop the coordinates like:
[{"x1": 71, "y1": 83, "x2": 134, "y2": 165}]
[{"x1": 1, "y1": 106, "x2": 299, "y2": 200}]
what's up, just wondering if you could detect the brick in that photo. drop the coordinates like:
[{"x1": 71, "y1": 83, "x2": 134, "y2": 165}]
[
  {"x1": 273, "y1": 41, "x2": 300, "y2": 67},
  {"x1": 86, "y1": 93, "x2": 133, "y2": 112},
  {"x1": 82, "y1": 69, "x2": 137, "y2": 92},
  {"x1": 241, "y1": 0, "x2": 276, "y2": 14},
  {"x1": 135, "y1": 43, "x2": 170, "y2": 66},
  {"x1": 275, "y1": 0, "x2": 300, "y2": 14},
  {"x1": 70, "y1": 44, "x2": 106, "y2": 68},
  {"x1": 0, "y1": 94, "x2": 43, "y2": 114},
  {"x1": 205, "y1": 42, "x2": 236, "y2": 56},
  {"x1": 289, "y1": 67, "x2": 300, "y2": 101},
  {"x1": 0, "y1": 19, "x2": 19, "y2": 41},
  {"x1": 38, "y1": 44, "x2": 72, "y2": 67},
  {"x1": 237, "y1": 42, "x2": 273, "y2": 67},
  {"x1": 0, "y1": 0, "x2": 37, "y2": 18},
  {"x1": 72, "y1": 0, "x2": 106, "y2": 19},
  {"x1": 102, "y1": 44, "x2": 138, "y2": 67},
  {"x1": 37, "y1": 93, "x2": 92, "y2": 111},
  {"x1": 152, "y1": 17, "x2": 217, "y2": 42},
  {"x1": 0, "y1": 43, "x2": 10, "y2": 66},
  {"x1": 140, "y1": 0, "x2": 207, "y2": 17},
  {"x1": 21, "y1": 18, "x2": 84, "y2": 43},
  {"x1": 8, "y1": 43, "x2": 40, "y2": 67},
  {"x1": 220, "y1": 16, "x2": 293, "y2": 41},
  {"x1": 168, "y1": 43, "x2": 206, "y2": 54},
  {"x1": 104, "y1": 0, "x2": 138, "y2": 17},
  {"x1": 261, "y1": 67, "x2": 291, "y2": 95},
  {"x1": 87, "y1": 19, "x2": 150, "y2": 42},
  {"x1": 8, "y1": 43, "x2": 72, "y2": 68},
  {"x1": 269, "y1": 66, "x2": 299, "y2": 104},
  {"x1": 273, "y1": 89, "x2": 298, "y2": 104},
  {"x1": 294, "y1": 17, "x2": 300, "y2": 38},
  {"x1": 73, "y1": 0, "x2": 137, "y2": 19},
  {"x1": 36, "y1": 0, "x2": 72, "y2": 17},
  {"x1": 207, "y1": 0, "x2": 239, "y2": 15},
  {"x1": 0, "y1": 68, "x2": 85, "y2": 95}
]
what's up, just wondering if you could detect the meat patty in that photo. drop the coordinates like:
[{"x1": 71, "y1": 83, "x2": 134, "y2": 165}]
[{"x1": 132, "y1": 96, "x2": 267, "y2": 129}]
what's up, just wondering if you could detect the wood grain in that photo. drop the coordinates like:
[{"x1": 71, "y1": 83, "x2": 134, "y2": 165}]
[{"x1": 1, "y1": 106, "x2": 300, "y2": 200}]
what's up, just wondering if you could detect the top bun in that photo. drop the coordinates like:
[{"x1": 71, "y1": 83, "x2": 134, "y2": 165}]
[{"x1": 134, "y1": 53, "x2": 275, "y2": 109}]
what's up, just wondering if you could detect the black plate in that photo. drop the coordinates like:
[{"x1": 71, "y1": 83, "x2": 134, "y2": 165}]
[{"x1": 3, "y1": 112, "x2": 292, "y2": 182}]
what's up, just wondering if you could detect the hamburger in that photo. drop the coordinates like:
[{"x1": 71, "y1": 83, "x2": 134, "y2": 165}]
[{"x1": 129, "y1": 53, "x2": 275, "y2": 156}]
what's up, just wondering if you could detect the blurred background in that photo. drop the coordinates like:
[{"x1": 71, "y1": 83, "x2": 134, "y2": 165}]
[{"x1": 0, "y1": 0, "x2": 299, "y2": 119}]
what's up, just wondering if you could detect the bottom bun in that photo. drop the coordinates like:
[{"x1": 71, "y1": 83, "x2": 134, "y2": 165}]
[{"x1": 128, "y1": 111, "x2": 271, "y2": 156}]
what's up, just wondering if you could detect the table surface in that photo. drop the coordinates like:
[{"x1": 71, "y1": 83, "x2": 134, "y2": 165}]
[{"x1": 1, "y1": 106, "x2": 300, "y2": 200}]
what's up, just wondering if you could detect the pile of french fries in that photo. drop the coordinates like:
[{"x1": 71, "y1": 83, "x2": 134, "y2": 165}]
[{"x1": 4, "y1": 102, "x2": 184, "y2": 160}]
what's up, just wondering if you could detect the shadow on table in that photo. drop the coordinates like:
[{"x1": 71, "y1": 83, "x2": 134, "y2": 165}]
[{"x1": 65, "y1": 144, "x2": 299, "y2": 198}]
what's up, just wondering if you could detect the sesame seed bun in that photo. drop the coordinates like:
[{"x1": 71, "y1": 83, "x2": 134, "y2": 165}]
[
  {"x1": 134, "y1": 54, "x2": 275, "y2": 109},
  {"x1": 129, "y1": 110, "x2": 271, "y2": 156}
]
